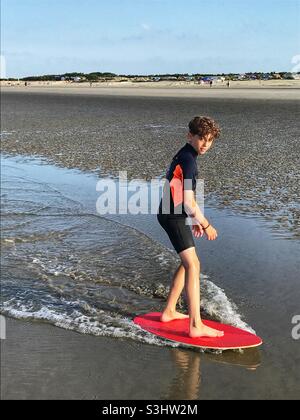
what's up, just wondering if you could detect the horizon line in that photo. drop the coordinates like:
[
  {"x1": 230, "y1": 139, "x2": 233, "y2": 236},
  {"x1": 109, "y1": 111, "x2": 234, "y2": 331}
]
[{"x1": 2, "y1": 69, "x2": 298, "y2": 80}]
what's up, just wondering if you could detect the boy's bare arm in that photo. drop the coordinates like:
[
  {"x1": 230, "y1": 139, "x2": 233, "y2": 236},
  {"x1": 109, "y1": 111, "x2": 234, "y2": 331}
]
[
  {"x1": 184, "y1": 190, "x2": 218, "y2": 240},
  {"x1": 183, "y1": 190, "x2": 208, "y2": 227}
]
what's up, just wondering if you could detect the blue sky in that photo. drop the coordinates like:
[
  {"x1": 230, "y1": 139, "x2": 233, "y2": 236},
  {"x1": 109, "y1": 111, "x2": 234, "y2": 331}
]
[{"x1": 1, "y1": 0, "x2": 300, "y2": 77}]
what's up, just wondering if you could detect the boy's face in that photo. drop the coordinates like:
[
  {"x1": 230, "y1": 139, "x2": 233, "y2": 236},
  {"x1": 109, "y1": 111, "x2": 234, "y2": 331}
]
[{"x1": 188, "y1": 132, "x2": 215, "y2": 155}]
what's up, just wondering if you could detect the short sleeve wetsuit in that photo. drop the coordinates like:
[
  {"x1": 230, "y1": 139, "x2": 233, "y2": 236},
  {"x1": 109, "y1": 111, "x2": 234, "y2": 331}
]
[{"x1": 157, "y1": 142, "x2": 199, "y2": 254}]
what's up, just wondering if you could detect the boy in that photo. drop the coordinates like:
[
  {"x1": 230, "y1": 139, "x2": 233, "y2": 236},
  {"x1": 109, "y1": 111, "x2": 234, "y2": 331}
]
[{"x1": 157, "y1": 116, "x2": 224, "y2": 338}]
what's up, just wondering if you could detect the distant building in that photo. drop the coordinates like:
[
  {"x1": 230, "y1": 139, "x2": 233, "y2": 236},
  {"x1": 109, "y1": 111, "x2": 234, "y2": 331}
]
[
  {"x1": 272, "y1": 73, "x2": 282, "y2": 79},
  {"x1": 159, "y1": 76, "x2": 178, "y2": 81},
  {"x1": 200, "y1": 76, "x2": 223, "y2": 84},
  {"x1": 246, "y1": 73, "x2": 257, "y2": 80},
  {"x1": 262, "y1": 73, "x2": 272, "y2": 80},
  {"x1": 283, "y1": 72, "x2": 299, "y2": 80},
  {"x1": 132, "y1": 77, "x2": 149, "y2": 82},
  {"x1": 200, "y1": 76, "x2": 213, "y2": 83},
  {"x1": 71, "y1": 76, "x2": 86, "y2": 82}
]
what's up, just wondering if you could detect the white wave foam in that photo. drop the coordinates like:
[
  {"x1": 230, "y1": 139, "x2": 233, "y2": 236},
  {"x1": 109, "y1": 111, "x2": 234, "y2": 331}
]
[
  {"x1": 1, "y1": 299, "x2": 179, "y2": 348},
  {"x1": 201, "y1": 275, "x2": 255, "y2": 334},
  {"x1": 1, "y1": 270, "x2": 255, "y2": 353}
]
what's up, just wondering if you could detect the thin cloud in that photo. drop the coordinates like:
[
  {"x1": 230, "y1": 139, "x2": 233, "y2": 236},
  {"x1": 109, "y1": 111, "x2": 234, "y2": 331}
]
[{"x1": 141, "y1": 23, "x2": 151, "y2": 31}]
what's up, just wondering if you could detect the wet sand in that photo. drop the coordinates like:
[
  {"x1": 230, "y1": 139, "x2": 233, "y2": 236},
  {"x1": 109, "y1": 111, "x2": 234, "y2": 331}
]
[
  {"x1": 1, "y1": 89, "x2": 300, "y2": 400},
  {"x1": 1, "y1": 193, "x2": 300, "y2": 400},
  {"x1": 1, "y1": 90, "x2": 299, "y2": 238},
  {"x1": 2, "y1": 85, "x2": 300, "y2": 100},
  {"x1": 1, "y1": 317, "x2": 263, "y2": 400},
  {"x1": 1, "y1": 156, "x2": 300, "y2": 400}
]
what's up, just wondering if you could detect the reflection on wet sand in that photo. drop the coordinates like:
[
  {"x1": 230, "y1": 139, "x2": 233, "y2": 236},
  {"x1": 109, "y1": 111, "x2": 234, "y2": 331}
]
[
  {"x1": 164, "y1": 347, "x2": 261, "y2": 400},
  {"x1": 164, "y1": 348, "x2": 201, "y2": 400},
  {"x1": 205, "y1": 348, "x2": 261, "y2": 371}
]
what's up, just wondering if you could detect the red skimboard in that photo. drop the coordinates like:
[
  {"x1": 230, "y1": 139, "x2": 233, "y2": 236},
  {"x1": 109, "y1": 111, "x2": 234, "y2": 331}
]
[{"x1": 134, "y1": 312, "x2": 262, "y2": 350}]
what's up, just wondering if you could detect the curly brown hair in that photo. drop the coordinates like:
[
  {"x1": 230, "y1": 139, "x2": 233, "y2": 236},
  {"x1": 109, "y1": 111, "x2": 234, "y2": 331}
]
[{"x1": 188, "y1": 116, "x2": 221, "y2": 139}]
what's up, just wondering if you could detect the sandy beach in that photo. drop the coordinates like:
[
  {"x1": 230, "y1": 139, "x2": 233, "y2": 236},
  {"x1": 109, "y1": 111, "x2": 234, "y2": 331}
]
[
  {"x1": 3, "y1": 0, "x2": 300, "y2": 401},
  {"x1": 1, "y1": 79, "x2": 300, "y2": 100},
  {"x1": 1, "y1": 88, "x2": 299, "y2": 400},
  {"x1": 2, "y1": 89, "x2": 299, "y2": 238},
  {"x1": 1, "y1": 188, "x2": 299, "y2": 400},
  {"x1": 1, "y1": 152, "x2": 300, "y2": 400},
  {"x1": 1, "y1": 316, "x2": 263, "y2": 400}
]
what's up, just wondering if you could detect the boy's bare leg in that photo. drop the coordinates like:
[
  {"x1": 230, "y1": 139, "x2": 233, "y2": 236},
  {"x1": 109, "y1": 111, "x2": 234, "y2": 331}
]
[
  {"x1": 180, "y1": 247, "x2": 224, "y2": 338},
  {"x1": 160, "y1": 264, "x2": 189, "y2": 322}
]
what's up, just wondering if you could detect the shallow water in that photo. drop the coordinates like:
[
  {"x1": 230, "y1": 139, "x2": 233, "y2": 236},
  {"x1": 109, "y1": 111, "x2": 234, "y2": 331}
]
[
  {"x1": 1, "y1": 155, "x2": 253, "y2": 346},
  {"x1": 1, "y1": 154, "x2": 300, "y2": 399}
]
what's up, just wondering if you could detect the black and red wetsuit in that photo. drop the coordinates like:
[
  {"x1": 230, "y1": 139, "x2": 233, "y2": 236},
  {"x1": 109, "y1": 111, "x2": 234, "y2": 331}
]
[{"x1": 157, "y1": 142, "x2": 199, "y2": 254}]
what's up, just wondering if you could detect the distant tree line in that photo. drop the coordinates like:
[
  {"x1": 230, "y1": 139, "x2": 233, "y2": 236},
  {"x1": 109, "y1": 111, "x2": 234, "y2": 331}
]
[
  {"x1": 17, "y1": 72, "x2": 117, "y2": 81},
  {"x1": 1, "y1": 71, "x2": 298, "y2": 82}
]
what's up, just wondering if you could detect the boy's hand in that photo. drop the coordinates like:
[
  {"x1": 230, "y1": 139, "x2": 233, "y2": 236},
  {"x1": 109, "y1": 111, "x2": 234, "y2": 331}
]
[
  {"x1": 192, "y1": 224, "x2": 204, "y2": 238},
  {"x1": 204, "y1": 225, "x2": 218, "y2": 240}
]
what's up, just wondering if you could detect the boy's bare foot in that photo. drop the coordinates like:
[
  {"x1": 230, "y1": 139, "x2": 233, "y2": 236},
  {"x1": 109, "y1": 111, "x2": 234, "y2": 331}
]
[
  {"x1": 189, "y1": 324, "x2": 224, "y2": 338},
  {"x1": 160, "y1": 309, "x2": 189, "y2": 323}
]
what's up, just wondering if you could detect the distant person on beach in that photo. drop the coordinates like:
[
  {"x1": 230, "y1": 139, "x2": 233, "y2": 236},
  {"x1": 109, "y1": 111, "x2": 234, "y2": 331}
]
[
  {"x1": 227, "y1": 80, "x2": 230, "y2": 88},
  {"x1": 157, "y1": 116, "x2": 223, "y2": 338},
  {"x1": 210, "y1": 80, "x2": 213, "y2": 88}
]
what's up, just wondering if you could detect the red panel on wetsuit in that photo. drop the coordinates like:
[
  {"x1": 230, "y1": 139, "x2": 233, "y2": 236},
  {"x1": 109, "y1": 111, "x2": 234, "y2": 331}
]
[{"x1": 170, "y1": 164, "x2": 184, "y2": 208}]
